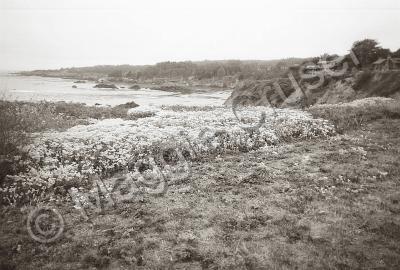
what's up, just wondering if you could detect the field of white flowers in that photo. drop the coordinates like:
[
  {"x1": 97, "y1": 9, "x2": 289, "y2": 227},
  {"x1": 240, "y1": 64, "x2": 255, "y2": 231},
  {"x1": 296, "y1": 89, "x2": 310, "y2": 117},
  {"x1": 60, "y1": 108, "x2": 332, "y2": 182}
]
[{"x1": 1, "y1": 106, "x2": 335, "y2": 205}]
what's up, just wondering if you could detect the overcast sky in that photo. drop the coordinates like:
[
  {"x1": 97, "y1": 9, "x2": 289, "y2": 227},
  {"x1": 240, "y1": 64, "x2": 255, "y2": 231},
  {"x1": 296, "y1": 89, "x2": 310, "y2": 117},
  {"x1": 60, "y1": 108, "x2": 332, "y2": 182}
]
[{"x1": 1, "y1": 0, "x2": 399, "y2": 70}]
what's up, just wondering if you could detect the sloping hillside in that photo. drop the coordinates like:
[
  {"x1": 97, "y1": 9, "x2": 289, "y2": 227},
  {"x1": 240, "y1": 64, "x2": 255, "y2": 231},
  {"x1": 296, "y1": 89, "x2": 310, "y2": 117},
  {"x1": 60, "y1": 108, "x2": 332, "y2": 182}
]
[
  {"x1": 225, "y1": 70, "x2": 400, "y2": 108},
  {"x1": 224, "y1": 78, "x2": 296, "y2": 107},
  {"x1": 353, "y1": 70, "x2": 400, "y2": 98}
]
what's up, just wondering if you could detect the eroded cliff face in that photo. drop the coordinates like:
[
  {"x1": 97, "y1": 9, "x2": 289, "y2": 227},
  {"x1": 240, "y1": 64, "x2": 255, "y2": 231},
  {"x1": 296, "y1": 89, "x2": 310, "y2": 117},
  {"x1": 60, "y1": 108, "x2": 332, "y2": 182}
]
[
  {"x1": 318, "y1": 70, "x2": 400, "y2": 103},
  {"x1": 316, "y1": 78, "x2": 356, "y2": 105},
  {"x1": 352, "y1": 70, "x2": 400, "y2": 98},
  {"x1": 224, "y1": 70, "x2": 400, "y2": 108},
  {"x1": 224, "y1": 78, "x2": 297, "y2": 107}
]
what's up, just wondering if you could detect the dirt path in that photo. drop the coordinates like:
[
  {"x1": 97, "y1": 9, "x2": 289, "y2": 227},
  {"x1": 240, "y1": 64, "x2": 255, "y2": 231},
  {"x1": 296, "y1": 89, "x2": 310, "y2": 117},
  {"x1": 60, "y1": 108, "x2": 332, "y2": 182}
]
[{"x1": 1, "y1": 119, "x2": 400, "y2": 269}]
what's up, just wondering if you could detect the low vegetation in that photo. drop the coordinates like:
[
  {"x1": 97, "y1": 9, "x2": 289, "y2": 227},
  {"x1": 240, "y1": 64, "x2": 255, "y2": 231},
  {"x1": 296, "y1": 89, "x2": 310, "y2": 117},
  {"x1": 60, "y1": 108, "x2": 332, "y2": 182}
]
[
  {"x1": 0, "y1": 100, "x2": 140, "y2": 133},
  {"x1": 353, "y1": 70, "x2": 400, "y2": 97},
  {"x1": 0, "y1": 105, "x2": 334, "y2": 206},
  {"x1": 308, "y1": 97, "x2": 400, "y2": 132},
  {"x1": 1, "y1": 97, "x2": 400, "y2": 269},
  {"x1": 0, "y1": 100, "x2": 143, "y2": 189}
]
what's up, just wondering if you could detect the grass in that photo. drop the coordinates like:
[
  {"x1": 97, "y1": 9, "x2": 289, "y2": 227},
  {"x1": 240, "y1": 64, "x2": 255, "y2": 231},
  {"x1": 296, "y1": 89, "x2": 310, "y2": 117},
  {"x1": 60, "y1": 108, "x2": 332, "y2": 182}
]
[
  {"x1": 53, "y1": 101, "x2": 133, "y2": 120},
  {"x1": 0, "y1": 105, "x2": 334, "y2": 206},
  {"x1": 1, "y1": 98, "x2": 400, "y2": 269},
  {"x1": 0, "y1": 100, "x2": 140, "y2": 134},
  {"x1": 1, "y1": 115, "x2": 400, "y2": 269},
  {"x1": 352, "y1": 70, "x2": 400, "y2": 97},
  {"x1": 0, "y1": 100, "x2": 144, "y2": 191},
  {"x1": 308, "y1": 97, "x2": 400, "y2": 133}
]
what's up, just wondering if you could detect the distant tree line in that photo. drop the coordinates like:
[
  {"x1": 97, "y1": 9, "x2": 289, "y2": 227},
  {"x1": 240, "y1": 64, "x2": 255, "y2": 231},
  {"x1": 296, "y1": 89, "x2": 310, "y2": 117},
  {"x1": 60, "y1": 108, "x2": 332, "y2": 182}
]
[
  {"x1": 39, "y1": 39, "x2": 400, "y2": 81},
  {"x1": 120, "y1": 59, "x2": 310, "y2": 81},
  {"x1": 55, "y1": 59, "x2": 309, "y2": 81}
]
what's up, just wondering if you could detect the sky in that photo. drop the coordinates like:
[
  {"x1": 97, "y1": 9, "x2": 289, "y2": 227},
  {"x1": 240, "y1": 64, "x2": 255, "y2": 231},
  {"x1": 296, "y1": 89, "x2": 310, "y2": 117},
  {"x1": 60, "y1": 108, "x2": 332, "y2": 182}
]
[{"x1": 1, "y1": 0, "x2": 400, "y2": 71}]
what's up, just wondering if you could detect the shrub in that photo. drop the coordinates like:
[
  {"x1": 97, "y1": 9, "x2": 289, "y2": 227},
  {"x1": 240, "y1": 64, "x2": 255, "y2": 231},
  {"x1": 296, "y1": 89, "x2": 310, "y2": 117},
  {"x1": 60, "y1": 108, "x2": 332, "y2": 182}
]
[
  {"x1": 0, "y1": 100, "x2": 146, "y2": 204},
  {"x1": 0, "y1": 106, "x2": 335, "y2": 205},
  {"x1": 0, "y1": 100, "x2": 51, "y2": 186},
  {"x1": 353, "y1": 70, "x2": 372, "y2": 90},
  {"x1": 53, "y1": 101, "x2": 132, "y2": 119},
  {"x1": 308, "y1": 97, "x2": 400, "y2": 133},
  {"x1": 0, "y1": 101, "x2": 29, "y2": 158}
]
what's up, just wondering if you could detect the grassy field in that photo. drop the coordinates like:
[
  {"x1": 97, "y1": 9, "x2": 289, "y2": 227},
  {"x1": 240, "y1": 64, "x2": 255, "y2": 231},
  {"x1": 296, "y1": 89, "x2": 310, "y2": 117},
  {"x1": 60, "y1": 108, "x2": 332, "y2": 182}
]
[{"x1": 1, "y1": 98, "x2": 400, "y2": 269}]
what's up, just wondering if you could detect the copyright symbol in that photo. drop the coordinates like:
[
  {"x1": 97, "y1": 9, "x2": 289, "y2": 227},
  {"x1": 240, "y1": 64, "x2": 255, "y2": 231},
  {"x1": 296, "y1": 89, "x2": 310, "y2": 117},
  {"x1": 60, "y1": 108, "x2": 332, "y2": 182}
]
[
  {"x1": 27, "y1": 206, "x2": 64, "y2": 243},
  {"x1": 231, "y1": 94, "x2": 266, "y2": 132}
]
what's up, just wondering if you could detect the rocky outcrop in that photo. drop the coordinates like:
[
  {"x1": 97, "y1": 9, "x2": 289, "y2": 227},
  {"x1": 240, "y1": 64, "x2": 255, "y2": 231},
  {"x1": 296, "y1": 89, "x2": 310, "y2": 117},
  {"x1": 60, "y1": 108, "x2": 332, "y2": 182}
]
[
  {"x1": 224, "y1": 78, "x2": 297, "y2": 107},
  {"x1": 225, "y1": 77, "x2": 355, "y2": 108},
  {"x1": 129, "y1": 85, "x2": 141, "y2": 90},
  {"x1": 93, "y1": 84, "x2": 118, "y2": 89},
  {"x1": 313, "y1": 71, "x2": 400, "y2": 105},
  {"x1": 152, "y1": 84, "x2": 191, "y2": 93},
  {"x1": 224, "y1": 70, "x2": 400, "y2": 108},
  {"x1": 114, "y1": 101, "x2": 139, "y2": 109}
]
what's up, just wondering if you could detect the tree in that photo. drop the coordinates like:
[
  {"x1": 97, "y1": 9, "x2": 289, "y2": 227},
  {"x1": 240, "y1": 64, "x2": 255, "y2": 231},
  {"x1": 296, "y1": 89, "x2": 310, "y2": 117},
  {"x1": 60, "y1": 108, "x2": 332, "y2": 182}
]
[
  {"x1": 376, "y1": 47, "x2": 391, "y2": 59},
  {"x1": 108, "y1": 70, "x2": 123, "y2": 78},
  {"x1": 216, "y1": 66, "x2": 226, "y2": 78},
  {"x1": 392, "y1": 48, "x2": 400, "y2": 58},
  {"x1": 351, "y1": 39, "x2": 383, "y2": 67}
]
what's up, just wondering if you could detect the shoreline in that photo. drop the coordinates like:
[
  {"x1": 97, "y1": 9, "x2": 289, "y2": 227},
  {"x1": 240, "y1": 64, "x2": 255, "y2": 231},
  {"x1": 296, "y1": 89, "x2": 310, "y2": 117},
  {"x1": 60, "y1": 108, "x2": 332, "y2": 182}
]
[{"x1": 13, "y1": 71, "x2": 234, "y2": 94}]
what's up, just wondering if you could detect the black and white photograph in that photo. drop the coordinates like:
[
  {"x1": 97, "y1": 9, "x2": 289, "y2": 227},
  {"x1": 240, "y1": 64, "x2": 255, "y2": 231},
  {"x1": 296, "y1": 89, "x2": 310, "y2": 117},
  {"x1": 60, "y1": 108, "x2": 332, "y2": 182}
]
[{"x1": 1, "y1": 0, "x2": 400, "y2": 269}]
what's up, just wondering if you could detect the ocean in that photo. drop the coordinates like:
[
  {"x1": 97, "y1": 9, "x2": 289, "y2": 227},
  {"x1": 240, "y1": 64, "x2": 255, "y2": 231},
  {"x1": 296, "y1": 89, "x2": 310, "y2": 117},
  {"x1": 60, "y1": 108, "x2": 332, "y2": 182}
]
[{"x1": 0, "y1": 72, "x2": 230, "y2": 107}]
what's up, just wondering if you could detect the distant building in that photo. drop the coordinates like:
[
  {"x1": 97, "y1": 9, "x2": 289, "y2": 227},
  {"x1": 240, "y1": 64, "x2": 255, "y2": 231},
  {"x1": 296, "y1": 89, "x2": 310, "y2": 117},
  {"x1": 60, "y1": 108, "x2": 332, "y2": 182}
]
[
  {"x1": 373, "y1": 57, "x2": 400, "y2": 71},
  {"x1": 317, "y1": 60, "x2": 337, "y2": 69},
  {"x1": 303, "y1": 65, "x2": 322, "y2": 75},
  {"x1": 303, "y1": 59, "x2": 342, "y2": 75}
]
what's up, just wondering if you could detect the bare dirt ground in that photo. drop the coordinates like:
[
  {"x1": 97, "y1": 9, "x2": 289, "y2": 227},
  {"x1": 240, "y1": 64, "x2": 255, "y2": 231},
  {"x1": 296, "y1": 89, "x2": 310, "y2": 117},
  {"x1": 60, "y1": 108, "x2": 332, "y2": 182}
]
[{"x1": 1, "y1": 118, "x2": 400, "y2": 269}]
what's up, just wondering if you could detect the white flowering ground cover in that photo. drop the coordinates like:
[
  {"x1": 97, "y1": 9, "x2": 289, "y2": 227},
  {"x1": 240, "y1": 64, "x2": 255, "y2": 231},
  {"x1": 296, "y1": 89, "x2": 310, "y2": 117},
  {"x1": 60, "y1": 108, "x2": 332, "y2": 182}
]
[{"x1": 1, "y1": 106, "x2": 335, "y2": 205}]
